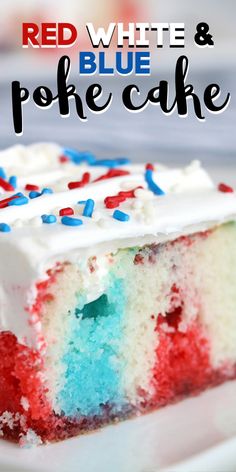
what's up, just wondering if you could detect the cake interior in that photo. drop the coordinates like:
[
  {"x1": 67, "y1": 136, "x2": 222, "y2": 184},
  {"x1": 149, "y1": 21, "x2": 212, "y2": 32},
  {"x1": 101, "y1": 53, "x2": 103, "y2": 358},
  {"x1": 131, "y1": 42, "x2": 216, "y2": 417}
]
[{"x1": 0, "y1": 222, "x2": 236, "y2": 444}]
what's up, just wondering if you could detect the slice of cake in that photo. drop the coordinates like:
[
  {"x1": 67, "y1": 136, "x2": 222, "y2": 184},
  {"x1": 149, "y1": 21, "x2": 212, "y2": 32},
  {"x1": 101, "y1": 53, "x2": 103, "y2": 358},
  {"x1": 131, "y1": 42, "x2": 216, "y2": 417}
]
[{"x1": 0, "y1": 143, "x2": 235, "y2": 446}]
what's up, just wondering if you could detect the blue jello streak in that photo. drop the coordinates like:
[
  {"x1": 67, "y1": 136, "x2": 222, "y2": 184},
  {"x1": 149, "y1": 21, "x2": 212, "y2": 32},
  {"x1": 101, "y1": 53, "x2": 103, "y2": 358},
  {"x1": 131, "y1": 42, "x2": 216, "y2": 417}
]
[{"x1": 57, "y1": 277, "x2": 126, "y2": 417}]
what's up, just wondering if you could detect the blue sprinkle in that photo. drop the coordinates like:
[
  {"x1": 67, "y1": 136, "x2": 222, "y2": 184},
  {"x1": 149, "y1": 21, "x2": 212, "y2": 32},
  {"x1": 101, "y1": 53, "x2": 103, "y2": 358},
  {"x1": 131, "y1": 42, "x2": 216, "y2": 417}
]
[
  {"x1": 64, "y1": 149, "x2": 96, "y2": 165},
  {"x1": 113, "y1": 210, "x2": 130, "y2": 222},
  {"x1": 29, "y1": 191, "x2": 41, "y2": 199},
  {"x1": 0, "y1": 167, "x2": 6, "y2": 179},
  {"x1": 41, "y1": 188, "x2": 53, "y2": 195},
  {"x1": 145, "y1": 169, "x2": 165, "y2": 196},
  {"x1": 41, "y1": 214, "x2": 57, "y2": 224},
  {"x1": 77, "y1": 200, "x2": 87, "y2": 204},
  {"x1": 90, "y1": 157, "x2": 130, "y2": 168},
  {"x1": 116, "y1": 157, "x2": 130, "y2": 165},
  {"x1": 83, "y1": 199, "x2": 95, "y2": 218},
  {"x1": 61, "y1": 216, "x2": 83, "y2": 227},
  {"x1": 8, "y1": 196, "x2": 29, "y2": 206},
  {"x1": 63, "y1": 149, "x2": 130, "y2": 168},
  {"x1": 9, "y1": 176, "x2": 17, "y2": 189},
  {"x1": 0, "y1": 223, "x2": 11, "y2": 232}
]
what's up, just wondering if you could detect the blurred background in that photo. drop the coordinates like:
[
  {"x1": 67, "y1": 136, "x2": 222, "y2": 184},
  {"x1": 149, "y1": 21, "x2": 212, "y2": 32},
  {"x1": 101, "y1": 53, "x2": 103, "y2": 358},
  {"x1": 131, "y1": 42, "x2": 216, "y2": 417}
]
[{"x1": 0, "y1": 0, "x2": 235, "y2": 182}]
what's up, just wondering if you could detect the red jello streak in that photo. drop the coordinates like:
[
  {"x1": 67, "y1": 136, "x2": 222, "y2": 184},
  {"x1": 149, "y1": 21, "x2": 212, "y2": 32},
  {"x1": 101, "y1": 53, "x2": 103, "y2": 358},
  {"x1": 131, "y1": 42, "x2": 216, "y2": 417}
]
[
  {"x1": 0, "y1": 194, "x2": 20, "y2": 208},
  {"x1": 68, "y1": 172, "x2": 90, "y2": 189},
  {"x1": 0, "y1": 178, "x2": 15, "y2": 192},
  {"x1": 25, "y1": 184, "x2": 40, "y2": 191},
  {"x1": 0, "y1": 332, "x2": 52, "y2": 427},
  {"x1": 93, "y1": 169, "x2": 130, "y2": 182},
  {"x1": 29, "y1": 264, "x2": 65, "y2": 319},
  {"x1": 218, "y1": 182, "x2": 234, "y2": 193}
]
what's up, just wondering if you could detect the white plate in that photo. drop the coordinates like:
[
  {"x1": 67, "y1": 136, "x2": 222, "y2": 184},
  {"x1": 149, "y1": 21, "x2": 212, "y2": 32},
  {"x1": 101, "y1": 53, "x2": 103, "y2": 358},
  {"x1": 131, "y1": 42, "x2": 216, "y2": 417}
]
[{"x1": 0, "y1": 381, "x2": 236, "y2": 472}]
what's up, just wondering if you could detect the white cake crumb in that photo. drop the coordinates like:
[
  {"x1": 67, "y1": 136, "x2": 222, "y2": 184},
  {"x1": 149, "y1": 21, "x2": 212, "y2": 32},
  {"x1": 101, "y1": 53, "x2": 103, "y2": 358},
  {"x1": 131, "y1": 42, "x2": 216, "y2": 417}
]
[
  {"x1": 160, "y1": 323, "x2": 175, "y2": 334},
  {"x1": 0, "y1": 411, "x2": 15, "y2": 430},
  {"x1": 20, "y1": 396, "x2": 30, "y2": 412},
  {"x1": 178, "y1": 321, "x2": 188, "y2": 333},
  {"x1": 19, "y1": 429, "x2": 43, "y2": 448},
  {"x1": 0, "y1": 411, "x2": 26, "y2": 436}
]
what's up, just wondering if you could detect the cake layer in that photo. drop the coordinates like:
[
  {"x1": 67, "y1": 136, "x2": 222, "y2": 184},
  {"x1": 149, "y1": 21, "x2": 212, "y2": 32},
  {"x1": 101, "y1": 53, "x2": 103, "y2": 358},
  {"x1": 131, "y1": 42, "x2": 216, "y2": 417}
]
[
  {"x1": 0, "y1": 144, "x2": 235, "y2": 347},
  {"x1": 0, "y1": 144, "x2": 236, "y2": 445},
  {"x1": 0, "y1": 222, "x2": 236, "y2": 444}
]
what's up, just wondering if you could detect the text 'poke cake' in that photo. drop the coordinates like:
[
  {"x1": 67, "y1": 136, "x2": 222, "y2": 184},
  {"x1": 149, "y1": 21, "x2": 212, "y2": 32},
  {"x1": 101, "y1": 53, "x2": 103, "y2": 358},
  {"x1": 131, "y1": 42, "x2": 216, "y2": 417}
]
[{"x1": 0, "y1": 143, "x2": 235, "y2": 446}]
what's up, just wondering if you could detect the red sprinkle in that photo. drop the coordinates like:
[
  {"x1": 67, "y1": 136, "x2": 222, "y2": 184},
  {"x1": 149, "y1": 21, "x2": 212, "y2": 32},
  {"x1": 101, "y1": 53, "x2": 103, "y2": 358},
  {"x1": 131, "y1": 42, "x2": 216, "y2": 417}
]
[
  {"x1": 118, "y1": 186, "x2": 143, "y2": 198},
  {"x1": 146, "y1": 163, "x2": 155, "y2": 171},
  {"x1": 104, "y1": 186, "x2": 144, "y2": 209},
  {"x1": 0, "y1": 178, "x2": 15, "y2": 192},
  {"x1": 25, "y1": 184, "x2": 40, "y2": 191},
  {"x1": 106, "y1": 169, "x2": 130, "y2": 178},
  {"x1": 59, "y1": 155, "x2": 69, "y2": 164},
  {"x1": 59, "y1": 207, "x2": 74, "y2": 216},
  {"x1": 104, "y1": 195, "x2": 126, "y2": 209},
  {"x1": 68, "y1": 172, "x2": 90, "y2": 189},
  {"x1": 0, "y1": 194, "x2": 20, "y2": 209},
  {"x1": 93, "y1": 169, "x2": 130, "y2": 183},
  {"x1": 218, "y1": 183, "x2": 234, "y2": 193}
]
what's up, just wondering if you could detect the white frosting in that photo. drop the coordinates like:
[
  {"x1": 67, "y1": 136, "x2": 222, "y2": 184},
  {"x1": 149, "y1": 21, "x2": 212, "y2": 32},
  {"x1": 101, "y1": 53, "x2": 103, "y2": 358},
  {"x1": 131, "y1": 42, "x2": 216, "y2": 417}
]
[{"x1": 0, "y1": 143, "x2": 235, "y2": 346}]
